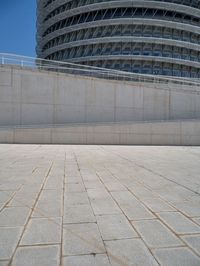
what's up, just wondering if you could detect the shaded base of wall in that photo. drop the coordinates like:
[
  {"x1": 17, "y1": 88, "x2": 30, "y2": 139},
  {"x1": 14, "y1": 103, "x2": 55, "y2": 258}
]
[{"x1": 0, "y1": 120, "x2": 199, "y2": 146}]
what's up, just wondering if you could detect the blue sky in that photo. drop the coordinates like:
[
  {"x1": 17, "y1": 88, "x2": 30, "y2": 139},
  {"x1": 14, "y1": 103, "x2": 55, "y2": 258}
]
[{"x1": 0, "y1": 0, "x2": 36, "y2": 57}]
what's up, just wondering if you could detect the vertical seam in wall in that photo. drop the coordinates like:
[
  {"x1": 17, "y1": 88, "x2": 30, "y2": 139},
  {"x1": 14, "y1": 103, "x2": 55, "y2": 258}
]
[
  {"x1": 11, "y1": 67, "x2": 15, "y2": 129},
  {"x1": 180, "y1": 121, "x2": 183, "y2": 145},
  {"x1": 169, "y1": 87, "x2": 171, "y2": 120},
  {"x1": 84, "y1": 78, "x2": 88, "y2": 123},
  {"x1": 53, "y1": 73, "x2": 57, "y2": 125},
  {"x1": 19, "y1": 70, "x2": 22, "y2": 126},
  {"x1": 50, "y1": 127, "x2": 53, "y2": 144},
  {"x1": 12, "y1": 128, "x2": 15, "y2": 144},
  {"x1": 114, "y1": 82, "x2": 116, "y2": 122},
  {"x1": 142, "y1": 84, "x2": 144, "y2": 121}
]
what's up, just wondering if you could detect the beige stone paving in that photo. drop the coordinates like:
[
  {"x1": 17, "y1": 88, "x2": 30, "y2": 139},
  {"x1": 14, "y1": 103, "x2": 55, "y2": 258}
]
[{"x1": 0, "y1": 145, "x2": 200, "y2": 265}]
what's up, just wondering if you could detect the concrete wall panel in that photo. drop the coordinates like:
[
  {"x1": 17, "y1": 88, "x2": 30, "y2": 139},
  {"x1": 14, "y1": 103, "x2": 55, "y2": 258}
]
[
  {"x1": 151, "y1": 122, "x2": 181, "y2": 135},
  {"x1": 0, "y1": 86, "x2": 17, "y2": 103},
  {"x1": 0, "y1": 129, "x2": 14, "y2": 143},
  {"x1": 0, "y1": 68, "x2": 11, "y2": 86},
  {"x1": 116, "y1": 83, "x2": 134, "y2": 108},
  {"x1": 181, "y1": 121, "x2": 200, "y2": 135},
  {"x1": 56, "y1": 76, "x2": 87, "y2": 106},
  {"x1": 143, "y1": 88, "x2": 170, "y2": 120},
  {"x1": 0, "y1": 120, "x2": 200, "y2": 145},
  {"x1": 119, "y1": 133, "x2": 152, "y2": 145},
  {"x1": 115, "y1": 107, "x2": 143, "y2": 122},
  {"x1": 21, "y1": 73, "x2": 55, "y2": 104},
  {"x1": 54, "y1": 104, "x2": 86, "y2": 124},
  {"x1": 181, "y1": 135, "x2": 200, "y2": 146},
  {"x1": 0, "y1": 103, "x2": 20, "y2": 126},
  {"x1": 51, "y1": 131, "x2": 87, "y2": 144},
  {"x1": 86, "y1": 79, "x2": 115, "y2": 107},
  {"x1": 14, "y1": 128, "x2": 51, "y2": 144},
  {"x1": 21, "y1": 104, "x2": 54, "y2": 125},
  {"x1": 170, "y1": 92, "x2": 196, "y2": 119},
  {"x1": 132, "y1": 86, "x2": 144, "y2": 109},
  {"x1": 0, "y1": 65, "x2": 200, "y2": 128},
  {"x1": 86, "y1": 106, "x2": 115, "y2": 123},
  {"x1": 151, "y1": 134, "x2": 181, "y2": 145}
]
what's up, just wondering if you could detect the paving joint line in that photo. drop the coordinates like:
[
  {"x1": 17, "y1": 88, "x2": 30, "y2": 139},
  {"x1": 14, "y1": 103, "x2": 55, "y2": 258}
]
[
  {"x1": 73, "y1": 151, "x2": 113, "y2": 265},
  {"x1": 95, "y1": 164, "x2": 161, "y2": 266},
  {"x1": 60, "y1": 150, "x2": 66, "y2": 266},
  {"x1": 100, "y1": 147, "x2": 200, "y2": 258},
  {"x1": 8, "y1": 160, "x2": 54, "y2": 266}
]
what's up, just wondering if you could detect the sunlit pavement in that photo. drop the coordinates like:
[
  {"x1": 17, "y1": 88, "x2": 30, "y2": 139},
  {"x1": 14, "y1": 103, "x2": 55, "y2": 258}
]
[{"x1": 0, "y1": 144, "x2": 200, "y2": 266}]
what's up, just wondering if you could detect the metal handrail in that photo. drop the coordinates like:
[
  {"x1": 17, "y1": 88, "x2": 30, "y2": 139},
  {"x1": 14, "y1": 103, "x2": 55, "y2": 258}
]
[{"x1": 1, "y1": 53, "x2": 200, "y2": 86}]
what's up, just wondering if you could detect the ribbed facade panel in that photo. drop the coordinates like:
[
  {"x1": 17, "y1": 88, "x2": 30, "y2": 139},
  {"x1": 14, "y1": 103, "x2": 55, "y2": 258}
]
[{"x1": 37, "y1": 0, "x2": 200, "y2": 77}]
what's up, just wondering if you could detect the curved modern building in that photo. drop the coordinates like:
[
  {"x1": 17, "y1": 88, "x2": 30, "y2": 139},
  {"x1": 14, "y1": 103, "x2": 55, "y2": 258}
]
[{"x1": 37, "y1": 0, "x2": 200, "y2": 77}]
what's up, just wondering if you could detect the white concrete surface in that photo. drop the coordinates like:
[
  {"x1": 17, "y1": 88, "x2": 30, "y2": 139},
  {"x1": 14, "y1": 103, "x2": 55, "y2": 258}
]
[
  {"x1": 1, "y1": 65, "x2": 200, "y2": 127},
  {"x1": 0, "y1": 144, "x2": 200, "y2": 265},
  {"x1": 0, "y1": 119, "x2": 199, "y2": 145}
]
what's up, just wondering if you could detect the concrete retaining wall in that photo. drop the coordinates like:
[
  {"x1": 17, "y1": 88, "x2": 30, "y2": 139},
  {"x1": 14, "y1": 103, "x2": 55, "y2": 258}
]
[
  {"x1": 1, "y1": 65, "x2": 200, "y2": 126},
  {"x1": 0, "y1": 120, "x2": 199, "y2": 145}
]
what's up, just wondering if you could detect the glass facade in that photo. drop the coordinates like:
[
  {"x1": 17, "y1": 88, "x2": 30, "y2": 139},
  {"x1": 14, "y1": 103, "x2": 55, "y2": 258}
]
[{"x1": 37, "y1": 0, "x2": 200, "y2": 77}]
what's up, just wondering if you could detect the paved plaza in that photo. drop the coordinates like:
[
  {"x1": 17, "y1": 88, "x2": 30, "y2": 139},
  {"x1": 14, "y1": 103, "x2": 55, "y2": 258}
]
[{"x1": 0, "y1": 145, "x2": 200, "y2": 265}]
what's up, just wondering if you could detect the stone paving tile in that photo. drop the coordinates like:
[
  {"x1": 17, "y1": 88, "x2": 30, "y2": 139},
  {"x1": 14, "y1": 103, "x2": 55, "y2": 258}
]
[
  {"x1": 172, "y1": 200, "x2": 200, "y2": 217},
  {"x1": 129, "y1": 185, "x2": 157, "y2": 199},
  {"x1": 153, "y1": 247, "x2": 200, "y2": 266},
  {"x1": 83, "y1": 180, "x2": 104, "y2": 189},
  {"x1": 132, "y1": 219, "x2": 182, "y2": 248},
  {"x1": 62, "y1": 254, "x2": 110, "y2": 266},
  {"x1": 63, "y1": 204, "x2": 96, "y2": 224},
  {"x1": 38, "y1": 189, "x2": 62, "y2": 202},
  {"x1": 87, "y1": 189, "x2": 121, "y2": 215},
  {"x1": 30, "y1": 188, "x2": 62, "y2": 219},
  {"x1": 45, "y1": 176, "x2": 63, "y2": 190},
  {"x1": 66, "y1": 175, "x2": 83, "y2": 184},
  {"x1": 141, "y1": 197, "x2": 175, "y2": 212},
  {"x1": 135, "y1": 175, "x2": 170, "y2": 191},
  {"x1": 86, "y1": 188, "x2": 108, "y2": 198},
  {"x1": 97, "y1": 214, "x2": 138, "y2": 240},
  {"x1": 105, "y1": 239, "x2": 158, "y2": 266},
  {"x1": 193, "y1": 218, "x2": 200, "y2": 226},
  {"x1": 97, "y1": 171, "x2": 117, "y2": 183},
  {"x1": 81, "y1": 171, "x2": 99, "y2": 182},
  {"x1": 0, "y1": 203, "x2": 5, "y2": 212},
  {"x1": 11, "y1": 245, "x2": 60, "y2": 266},
  {"x1": 89, "y1": 198, "x2": 121, "y2": 215},
  {"x1": 0, "y1": 182, "x2": 21, "y2": 191},
  {"x1": 65, "y1": 192, "x2": 90, "y2": 206},
  {"x1": 0, "y1": 261, "x2": 9, "y2": 266},
  {"x1": 0, "y1": 227, "x2": 23, "y2": 260},
  {"x1": 104, "y1": 182, "x2": 126, "y2": 192},
  {"x1": 20, "y1": 217, "x2": 61, "y2": 245},
  {"x1": 32, "y1": 201, "x2": 62, "y2": 218},
  {"x1": 111, "y1": 191, "x2": 155, "y2": 220},
  {"x1": 182, "y1": 235, "x2": 200, "y2": 256},
  {"x1": 0, "y1": 207, "x2": 30, "y2": 227},
  {"x1": 117, "y1": 178, "x2": 140, "y2": 188},
  {"x1": 1, "y1": 145, "x2": 200, "y2": 266},
  {"x1": 8, "y1": 189, "x2": 38, "y2": 207},
  {"x1": 63, "y1": 223, "x2": 105, "y2": 256},
  {"x1": 157, "y1": 185, "x2": 196, "y2": 203},
  {"x1": 157, "y1": 212, "x2": 200, "y2": 234},
  {"x1": 0, "y1": 191, "x2": 14, "y2": 203},
  {"x1": 65, "y1": 183, "x2": 86, "y2": 192}
]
